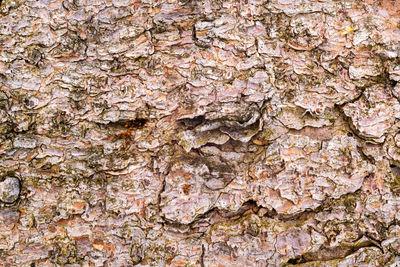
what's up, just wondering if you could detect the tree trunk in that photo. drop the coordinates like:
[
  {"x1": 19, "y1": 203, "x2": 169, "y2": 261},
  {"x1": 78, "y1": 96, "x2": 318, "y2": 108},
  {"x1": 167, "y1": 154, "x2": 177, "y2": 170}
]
[{"x1": 1, "y1": 0, "x2": 400, "y2": 265}]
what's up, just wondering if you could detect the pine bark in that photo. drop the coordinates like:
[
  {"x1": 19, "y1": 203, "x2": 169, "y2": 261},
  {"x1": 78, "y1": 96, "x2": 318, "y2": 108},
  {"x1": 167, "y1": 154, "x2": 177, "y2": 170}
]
[{"x1": 1, "y1": 0, "x2": 400, "y2": 266}]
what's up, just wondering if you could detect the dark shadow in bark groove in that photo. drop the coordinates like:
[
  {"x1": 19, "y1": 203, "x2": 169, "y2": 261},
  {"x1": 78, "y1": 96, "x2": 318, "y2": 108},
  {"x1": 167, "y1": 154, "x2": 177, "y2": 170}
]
[
  {"x1": 285, "y1": 239, "x2": 380, "y2": 265},
  {"x1": 106, "y1": 118, "x2": 148, "y2": 129},
  {"x1": 177, "y1": 115, "x2": 205, "y2": 129},
  {"x1": 200, "y1": 244, "x2": 205, "y2": 267}
]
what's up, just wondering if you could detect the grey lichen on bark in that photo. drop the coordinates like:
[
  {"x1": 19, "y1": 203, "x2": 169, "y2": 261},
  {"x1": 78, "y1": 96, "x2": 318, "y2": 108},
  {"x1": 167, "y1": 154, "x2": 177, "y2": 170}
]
[{"x1": 1, "y1": 0, "x2": 400, "y2": 266}]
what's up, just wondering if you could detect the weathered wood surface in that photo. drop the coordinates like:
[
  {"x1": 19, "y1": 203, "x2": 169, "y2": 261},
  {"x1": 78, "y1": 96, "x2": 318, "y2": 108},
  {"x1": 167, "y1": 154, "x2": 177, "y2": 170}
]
[{"x1": 1, "y1": 0, "x2": 400, "y2": 265}]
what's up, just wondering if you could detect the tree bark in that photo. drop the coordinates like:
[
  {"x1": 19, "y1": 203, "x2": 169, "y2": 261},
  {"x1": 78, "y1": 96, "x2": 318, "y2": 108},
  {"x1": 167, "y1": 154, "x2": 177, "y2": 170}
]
[{"x1": 1, "y1": 0, "x2": 400, "y2": 266}]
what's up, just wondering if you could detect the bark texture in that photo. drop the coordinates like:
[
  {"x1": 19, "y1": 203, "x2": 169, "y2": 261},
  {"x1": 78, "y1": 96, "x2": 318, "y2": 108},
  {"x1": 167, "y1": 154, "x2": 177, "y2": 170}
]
[{"x1": 1, "y1": 0, "x2": 400, "y2": 266}]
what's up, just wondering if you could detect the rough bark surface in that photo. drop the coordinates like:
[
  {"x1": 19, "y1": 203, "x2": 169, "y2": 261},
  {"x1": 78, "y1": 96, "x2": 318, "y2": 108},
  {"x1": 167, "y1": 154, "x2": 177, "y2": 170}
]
[{"x1": 1, "y1": 0, "x2": 400, "y2": 266}]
